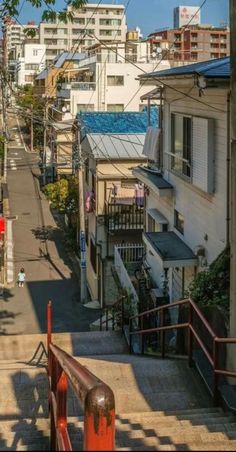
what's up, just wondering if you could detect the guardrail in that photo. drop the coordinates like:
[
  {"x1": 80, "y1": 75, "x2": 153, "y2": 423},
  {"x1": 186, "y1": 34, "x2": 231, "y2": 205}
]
[
  {"x1": 47, "y1": 301, "x2": 115, "y2": 451},
  {"x1": 129, "y1": 298, "x2": 236, "y2": 404}
]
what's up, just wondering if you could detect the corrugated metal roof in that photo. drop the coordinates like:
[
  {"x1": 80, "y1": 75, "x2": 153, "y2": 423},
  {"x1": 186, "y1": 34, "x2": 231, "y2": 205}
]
[
  {"x1": 142, "y1": 57, "x2": 230, "y2": 80},
  {"x1": 77, "y1": 109, "x2": 158, "y2": 134},
  {"x1": 86, "y1": 134, "x2": 146, "y2": 160},
  {"x1": 54, "y1": 51, "x2": 85, "y2": 68},
  {"x1": 35, "y1": 68, "x2": 50, "y2": 80}
]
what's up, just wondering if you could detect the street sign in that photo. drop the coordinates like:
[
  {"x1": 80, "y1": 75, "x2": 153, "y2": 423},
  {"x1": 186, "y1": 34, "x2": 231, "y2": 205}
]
[{"x1": 80, "y1": 231, "x2": 86, "y2": 252}]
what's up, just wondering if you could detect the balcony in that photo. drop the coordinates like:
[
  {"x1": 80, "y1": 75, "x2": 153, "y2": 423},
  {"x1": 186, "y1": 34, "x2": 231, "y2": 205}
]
[{"x1": 105, "y1": 201, "x2": 144, "y2": 232}]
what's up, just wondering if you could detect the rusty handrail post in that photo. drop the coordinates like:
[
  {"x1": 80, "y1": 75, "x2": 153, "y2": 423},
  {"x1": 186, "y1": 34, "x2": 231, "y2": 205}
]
[
  {"x1": 84, "y1": 384, "x2": 115, "y2": 451},
  {"x1": 160, "y1": 308, "x2": 165, "y2": 359},
  {"x1": 56, "y1": 366, "x2": 68, "y2": 433},
  {"x1": 50, "y1": 355, "x2": 57, "y2": 451},
  {"x1": 213, "y1": 339, "x2": 219, "y2": 406},
  {"x1": 188, "y1": 301, "x2": 193, "y2": 367}
]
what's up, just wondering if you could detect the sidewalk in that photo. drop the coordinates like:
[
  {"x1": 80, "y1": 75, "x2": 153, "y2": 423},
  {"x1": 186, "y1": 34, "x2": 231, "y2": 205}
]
[{"x1": 0, "y1": 116, "x2": 101, "y2": 335}]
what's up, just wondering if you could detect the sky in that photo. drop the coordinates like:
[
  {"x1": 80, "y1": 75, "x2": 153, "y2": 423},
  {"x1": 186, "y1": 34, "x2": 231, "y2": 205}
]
[{"x1": 18, "y1": 0, "x2": 229, "y2": 37}]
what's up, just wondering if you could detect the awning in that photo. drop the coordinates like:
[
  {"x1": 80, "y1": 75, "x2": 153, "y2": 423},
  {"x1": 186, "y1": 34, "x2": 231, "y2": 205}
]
[
  {"x1": 140, "y1": 87, "x2": 161, "y2": 101},
  {"x1": 143, "y1": 231, "x2": 198, "y2": 268},
  {"x1": 133, "y1": 166, "x2": 173, "y2": 198},
  {"x1": 146, "y1": 208, "x2": 168, "y2": 225},
  {"x1": 142, "y1": 127, "x2": 160, "y2": 161}
]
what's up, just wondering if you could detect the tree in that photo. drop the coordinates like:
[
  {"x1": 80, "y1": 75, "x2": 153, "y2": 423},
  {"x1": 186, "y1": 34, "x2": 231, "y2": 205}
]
[
  {"x1": 1, "y1": 1, "x2": 88, "y2": 24},
  {"x1": 16, "y1": 85, "x2": 44, "y2": 147}
]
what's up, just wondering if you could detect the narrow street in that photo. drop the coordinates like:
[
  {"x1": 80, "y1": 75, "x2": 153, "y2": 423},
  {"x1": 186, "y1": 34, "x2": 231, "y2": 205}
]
[{"x1": 0, "y1": 112, "x2": 99, "y2": 335}]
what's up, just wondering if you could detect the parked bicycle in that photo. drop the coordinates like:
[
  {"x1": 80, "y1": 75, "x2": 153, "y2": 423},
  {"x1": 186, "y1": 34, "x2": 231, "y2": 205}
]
[{"x1": 134, "y1": 256, "x2": 152, "y2": 291}]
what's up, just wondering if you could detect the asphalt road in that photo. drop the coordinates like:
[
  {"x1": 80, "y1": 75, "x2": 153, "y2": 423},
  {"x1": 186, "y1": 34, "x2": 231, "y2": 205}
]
[{"x1": 0, "y1": 112, "x2": 99, "y2": 335}]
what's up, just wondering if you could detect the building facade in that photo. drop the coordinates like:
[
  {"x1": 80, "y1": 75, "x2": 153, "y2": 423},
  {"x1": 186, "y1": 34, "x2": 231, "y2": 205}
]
[
  {"x1": 134, "y1": 57, "x2": 229, "y2": 306},
  {"x1": 39, "y1": 3, "x2": 127, "y2": 66},
  {"x1": 16, "y1": 43, "x2": 46, "y2": 86},
  {"x1": 148, "y1": 25, "x2": 230, "y2": 63},
  {"x1": 53, "y1": 41, "x2": 170, "y2": 116},
  {"x1": 173, "y1": 5, "x2": 201, "y2": 29}
]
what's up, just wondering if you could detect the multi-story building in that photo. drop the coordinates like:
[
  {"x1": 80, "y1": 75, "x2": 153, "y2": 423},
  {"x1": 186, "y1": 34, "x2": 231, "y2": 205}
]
[
  {"x1": 173, "y1": 5, "x2": 201, "y2": 29},
  {"x1": 2, "y1": 18, "x2": 39, "y2": 60},
  {"x1": 16, "y1": 43, "x2": 46, "y2": 86},
  {"x1": 39, "y1": 3, "x2": 127, "y2": 66},
  {"x1": 52, "y1": 41, "x2": 170, "y2": 116},
  {"x1": 148, "y1": 24, "x2": 230, "y2": 63}
]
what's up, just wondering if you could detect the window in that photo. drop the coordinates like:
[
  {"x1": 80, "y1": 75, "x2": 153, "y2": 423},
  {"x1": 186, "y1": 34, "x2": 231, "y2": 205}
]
[
  {"x1": 107, "y1": 104, "x2": 124, "y2": 112},
  {"x1": 77, "y1": 104, "x2": 94, "y2": 112},
  {"x1": 25, "y1": 63, "x2": 39, "y2": 70},
  {"x1": 33, "y1": 49, "x2": 38, "y2": 56},
  {"x1": 174, "y1": 210, "x2": 184, "y2": 235},
  {"x1": 25, "y1": 74, "x2": 34, "y2": 82},
  {"x1": 171, "y1": 113, "x2": 192, "y2": 178},
  {"x1": 107, "y1": 75, "x2": 124, "y2": 86},
  {"x1": 73, "y1": 18, "x2": 85, "y2": 24},
  {"x1": 90, "y1": 238, "x2": 97, "y2": 273}
]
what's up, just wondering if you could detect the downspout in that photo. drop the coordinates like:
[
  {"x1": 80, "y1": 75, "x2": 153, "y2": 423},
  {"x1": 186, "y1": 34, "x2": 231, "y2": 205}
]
[
  {"x1": 227, "y1": 91, "x2": 231, "y2": 247},
  {"x1": 159, "y1": 86, "x2": 164, "y2": 171}
]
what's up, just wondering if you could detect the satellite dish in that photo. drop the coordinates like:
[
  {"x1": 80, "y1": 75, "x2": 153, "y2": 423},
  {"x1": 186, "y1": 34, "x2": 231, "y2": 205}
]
[
  {"x1": 62, "y1": 106, "x2": 67, "y2": 112},
  {"x1": 156, "y1": 47, "x2": 162, "y2": 54}
]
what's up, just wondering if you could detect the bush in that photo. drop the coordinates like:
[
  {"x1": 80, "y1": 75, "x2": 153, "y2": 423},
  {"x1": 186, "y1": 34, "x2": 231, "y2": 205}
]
[{"x1": 188, "y1": 246, "x2": 230, "y2": 321}]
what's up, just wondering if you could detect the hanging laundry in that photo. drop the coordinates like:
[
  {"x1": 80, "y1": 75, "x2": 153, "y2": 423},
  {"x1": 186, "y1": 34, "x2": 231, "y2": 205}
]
[
  {"x1": 135, "y1": 183, "x2": 144, "y2": 206},
  {"x1": 85, "y1": 191, "x2": 95, "y2": 213},
  {"x1": 112, "y1": 183, "x2": 118, "y2": 196}
]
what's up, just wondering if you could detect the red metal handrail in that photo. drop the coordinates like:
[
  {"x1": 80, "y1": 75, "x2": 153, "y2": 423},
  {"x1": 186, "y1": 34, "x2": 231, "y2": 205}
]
[
  {"x1": 47, "y1": 302, "x2": 115, "y2": 451},
  {"x1": 129, "y1": 298, "x2": 236, "y2": 404}
]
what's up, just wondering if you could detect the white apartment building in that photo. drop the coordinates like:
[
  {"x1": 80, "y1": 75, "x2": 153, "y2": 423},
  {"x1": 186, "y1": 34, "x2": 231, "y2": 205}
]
[
  {"x1": 3, "y1": 19, "x2": 39, "y2": 59},
  {"x1": 16, "y1": 43, "x2": 46, "y2": 86},
  {"x1": 54, "y1": 41, "x2": 170, "y2": 115},
  {"x1": 39, "y1": 3, "x2": 127, "y2": 65}
]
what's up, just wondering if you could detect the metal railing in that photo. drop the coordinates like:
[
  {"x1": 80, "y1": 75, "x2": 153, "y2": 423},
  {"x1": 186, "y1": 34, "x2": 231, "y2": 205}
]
[
  {"x1": 105, "y1": 201, "x2": 144, "y2": 231},
  {"x1": 99, "y1": 296, "x2": 126, "y2": 332},
  {"x1": 129, "y1": 298, "x2": 236, "y2": 405},
  {"x1": 47, "y1": 301, "x2": 115, "y2": 451}
]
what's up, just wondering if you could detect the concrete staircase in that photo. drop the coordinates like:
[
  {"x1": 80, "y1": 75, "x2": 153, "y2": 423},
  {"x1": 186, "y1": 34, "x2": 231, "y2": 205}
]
[{"x1": 0, "y1": 331, "x2": 236, "y2": 450}]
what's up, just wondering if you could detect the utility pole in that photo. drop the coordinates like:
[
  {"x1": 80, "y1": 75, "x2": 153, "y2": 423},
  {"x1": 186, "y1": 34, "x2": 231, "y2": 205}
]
[
  {"x1": 43, "y1": 99, "x2": 48, "y2": 185},
  {"x1": 230, "y1": 0, "x2": 236, "y2": 345},
  {"x1": 76, "y1": 129, "x2": 87, "y2": 304},
  {"x1": 30, "y1": 103, "x2": 34, "y2": 153}
]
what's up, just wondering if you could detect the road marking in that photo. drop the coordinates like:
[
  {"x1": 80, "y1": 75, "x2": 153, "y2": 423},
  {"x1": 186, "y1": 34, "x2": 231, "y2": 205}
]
[{"x1": 6, "y1": 220, "x2": 14, "y2": 284}]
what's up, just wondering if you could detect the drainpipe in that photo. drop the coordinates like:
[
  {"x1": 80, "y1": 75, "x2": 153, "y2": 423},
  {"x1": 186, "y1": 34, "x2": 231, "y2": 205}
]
[
  {"x1": 147, "y1": 98, "x2": 151, "y2": 126},
  {"x1": 227, "y1": 91, "x2": 231, "y2": 247},
  {"x1": 159, "y1": 86, "x2": 164, "y2": 171}
]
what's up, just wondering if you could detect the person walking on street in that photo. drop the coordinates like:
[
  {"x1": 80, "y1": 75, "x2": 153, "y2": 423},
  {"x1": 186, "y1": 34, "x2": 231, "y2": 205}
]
[{"x1": 18, "y1": 268, "x2": 26, "y2": 288}]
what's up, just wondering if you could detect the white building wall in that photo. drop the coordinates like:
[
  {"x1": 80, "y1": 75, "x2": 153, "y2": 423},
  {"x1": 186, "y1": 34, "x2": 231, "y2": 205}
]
[
  {"x1": 17, "y1": 43, "x2": 46, "y2": 85},
  {"x1": 69, "y1": 59, "x2": 170, "y2": 115}
]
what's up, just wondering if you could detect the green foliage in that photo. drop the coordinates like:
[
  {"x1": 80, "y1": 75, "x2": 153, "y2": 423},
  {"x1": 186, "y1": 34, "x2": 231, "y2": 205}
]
[
  {"x1": 1, "y1": 0, "x2": 87, "y2": 23},
  {"x1": 44, "y1": 177, "x2": 78, "y2": 214},
  {"x1": 16, "y1": 85, "x2": 44, "y2": 146},
  {"x1": 188, "y1": 247, "x2": 230, "y2": 319}
]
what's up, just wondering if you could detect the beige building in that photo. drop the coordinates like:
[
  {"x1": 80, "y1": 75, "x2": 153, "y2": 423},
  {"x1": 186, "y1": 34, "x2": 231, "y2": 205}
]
[
  {"x1": 39, "y1": 3, "x2": 127, "y2": 66},
  {"x1": 75, "y1": 110, "x2": 159, "y2": 305}
]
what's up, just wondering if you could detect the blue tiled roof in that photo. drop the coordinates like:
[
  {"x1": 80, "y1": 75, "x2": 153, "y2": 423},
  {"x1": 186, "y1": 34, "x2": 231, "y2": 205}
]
[
  {"x1": 142, "y1": 57, "x2": 230, "y2": 80},
  {"x1": 77, "y1": 108, "x2": 158, "y2": 134}
]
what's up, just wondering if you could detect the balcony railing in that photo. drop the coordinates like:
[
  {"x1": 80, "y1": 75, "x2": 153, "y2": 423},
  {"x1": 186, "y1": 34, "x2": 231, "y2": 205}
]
[
  {"x1": 59, "y1": 82, "x2": 96, "y2": 91},
  {"x1": 105, "y1": 201, "x2": 144, "y2": 231}
]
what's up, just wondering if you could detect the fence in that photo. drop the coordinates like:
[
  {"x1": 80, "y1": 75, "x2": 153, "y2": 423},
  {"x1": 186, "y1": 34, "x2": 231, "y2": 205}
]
[{"x1": 114, "y1": 243, "x2": 144, "y2": 305}]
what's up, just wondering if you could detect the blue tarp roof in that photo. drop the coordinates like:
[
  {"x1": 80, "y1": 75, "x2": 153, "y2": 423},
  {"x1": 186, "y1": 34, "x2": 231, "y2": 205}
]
[
  {"x1": 142, "y1": 57, "x2": 230, "y2": 80},
  {"x1": 77, "y1": 108, "x2": 158, "y2": 135}
]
